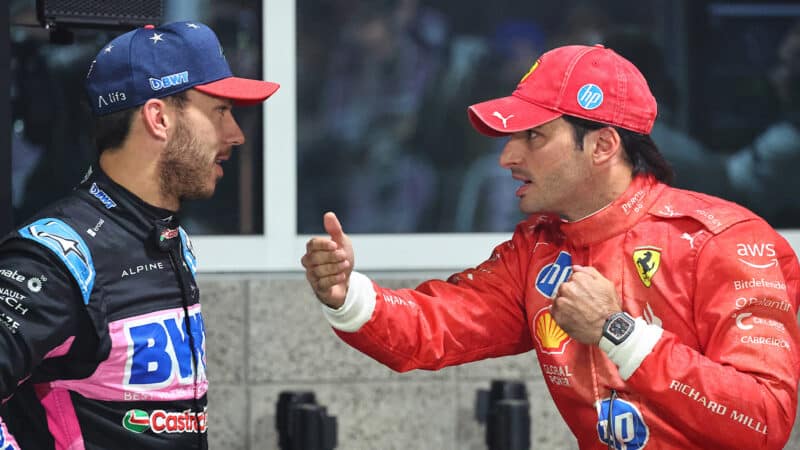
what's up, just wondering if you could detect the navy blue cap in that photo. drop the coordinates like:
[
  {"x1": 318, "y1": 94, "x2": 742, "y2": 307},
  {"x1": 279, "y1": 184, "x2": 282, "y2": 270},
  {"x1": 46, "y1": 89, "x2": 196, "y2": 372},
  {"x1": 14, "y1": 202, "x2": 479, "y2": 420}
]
[{"x1": 85, "y1": 21, "x2": 279, "y2": 116}]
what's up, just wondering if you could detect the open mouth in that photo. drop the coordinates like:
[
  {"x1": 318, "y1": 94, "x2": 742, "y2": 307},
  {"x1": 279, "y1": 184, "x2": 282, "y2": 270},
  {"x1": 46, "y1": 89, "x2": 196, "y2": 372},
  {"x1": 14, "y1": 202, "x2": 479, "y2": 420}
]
[{"x1": 511, "y1": 173, "x2": 532, "y2": 196}]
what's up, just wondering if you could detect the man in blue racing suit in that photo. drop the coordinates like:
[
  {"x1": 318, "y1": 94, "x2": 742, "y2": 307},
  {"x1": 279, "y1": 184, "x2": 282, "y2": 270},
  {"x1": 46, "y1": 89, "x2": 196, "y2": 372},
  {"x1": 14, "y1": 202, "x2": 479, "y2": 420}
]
[{"x1": 0, "y1": 21, "x2": 278, "y2": 449}]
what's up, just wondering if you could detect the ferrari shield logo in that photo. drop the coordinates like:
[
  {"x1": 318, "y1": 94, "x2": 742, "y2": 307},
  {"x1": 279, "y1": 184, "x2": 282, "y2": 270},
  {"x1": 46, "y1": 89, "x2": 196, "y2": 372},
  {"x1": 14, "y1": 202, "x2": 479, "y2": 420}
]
[{"x1": 633, "y1": 248, "x2": 661, "y2": 287}]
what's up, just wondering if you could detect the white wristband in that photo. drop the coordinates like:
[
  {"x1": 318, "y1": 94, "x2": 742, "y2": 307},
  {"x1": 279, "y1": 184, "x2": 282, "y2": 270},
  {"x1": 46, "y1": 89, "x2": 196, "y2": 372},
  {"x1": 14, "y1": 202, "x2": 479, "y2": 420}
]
[{"x1": 321, "y1": 271, "x2": 376, "y2": 332}]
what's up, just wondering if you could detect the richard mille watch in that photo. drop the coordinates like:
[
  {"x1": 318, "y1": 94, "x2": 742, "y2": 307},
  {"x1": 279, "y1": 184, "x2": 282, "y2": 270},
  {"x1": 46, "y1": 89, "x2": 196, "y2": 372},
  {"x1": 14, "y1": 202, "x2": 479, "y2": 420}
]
[{"x1": 602, "y1": 312, "x2": 635, "y2": 345}]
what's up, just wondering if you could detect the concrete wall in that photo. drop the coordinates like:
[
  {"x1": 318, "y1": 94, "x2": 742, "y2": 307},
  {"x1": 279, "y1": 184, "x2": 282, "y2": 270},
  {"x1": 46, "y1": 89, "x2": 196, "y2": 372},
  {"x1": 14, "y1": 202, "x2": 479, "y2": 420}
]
[{"x1": 200, "y1": 274, "x2": 800, "y2": 450}]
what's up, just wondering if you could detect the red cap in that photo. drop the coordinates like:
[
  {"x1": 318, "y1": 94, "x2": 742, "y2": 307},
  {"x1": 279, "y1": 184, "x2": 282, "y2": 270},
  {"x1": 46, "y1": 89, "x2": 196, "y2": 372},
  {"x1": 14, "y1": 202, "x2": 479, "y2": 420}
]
[
  {"x1": 468, "y1": 44, "x2": 657, "y2": 136},
  {"x1": 194, "y1": 77, "x2": 280, "y2": 105}
]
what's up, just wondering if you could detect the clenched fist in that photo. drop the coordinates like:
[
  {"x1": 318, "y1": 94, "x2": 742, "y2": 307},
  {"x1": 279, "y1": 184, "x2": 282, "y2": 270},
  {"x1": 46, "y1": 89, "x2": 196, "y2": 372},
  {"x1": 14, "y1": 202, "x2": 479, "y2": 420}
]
[{"x1": 550, "y1": 265, "x2": 622, "y2": 344}]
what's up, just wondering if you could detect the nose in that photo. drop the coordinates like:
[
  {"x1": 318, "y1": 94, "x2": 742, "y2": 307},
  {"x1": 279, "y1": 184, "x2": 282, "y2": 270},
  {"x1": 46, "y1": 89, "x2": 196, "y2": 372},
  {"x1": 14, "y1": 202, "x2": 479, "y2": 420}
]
[
  {"x1": 498, "y1": 137, "x2": 521, "y2": 169},
  {"x1": 226, "y1": 114, "x2": 245, "y2": 146}
]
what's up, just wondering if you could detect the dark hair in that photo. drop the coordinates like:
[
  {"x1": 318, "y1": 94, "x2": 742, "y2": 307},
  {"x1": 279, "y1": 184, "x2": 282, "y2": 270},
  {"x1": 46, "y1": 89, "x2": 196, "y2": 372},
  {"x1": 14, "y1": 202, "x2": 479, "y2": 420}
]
[
  {"x1": 91, "y1": 90, "x2": 189, "y2": 153},
  {"x1": 562, "y1": 115, "x2": 674, "y2": 185}
]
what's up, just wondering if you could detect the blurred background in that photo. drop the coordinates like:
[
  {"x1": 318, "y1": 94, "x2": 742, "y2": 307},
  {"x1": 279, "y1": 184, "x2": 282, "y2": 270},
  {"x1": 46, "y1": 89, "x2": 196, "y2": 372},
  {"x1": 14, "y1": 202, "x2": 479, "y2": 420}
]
[{"x1": 7, "y1": 0, "x2": 800, "y2": 235}]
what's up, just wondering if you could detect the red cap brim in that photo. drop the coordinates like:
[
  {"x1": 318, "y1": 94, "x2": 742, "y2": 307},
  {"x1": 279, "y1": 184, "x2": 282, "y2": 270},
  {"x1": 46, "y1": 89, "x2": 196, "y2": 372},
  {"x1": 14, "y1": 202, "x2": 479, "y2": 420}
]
[
  {"x1": 468, "y1": 94, "x2": 561, "y2": 137},
  {"x1": 195, "y1": 77, "x2": 280, "y2": 105}
]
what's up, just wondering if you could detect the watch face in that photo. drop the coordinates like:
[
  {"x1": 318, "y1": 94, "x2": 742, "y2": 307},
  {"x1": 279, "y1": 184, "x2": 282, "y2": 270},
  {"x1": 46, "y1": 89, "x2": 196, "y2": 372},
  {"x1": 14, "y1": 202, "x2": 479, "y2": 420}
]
[
  {"x1": 609, "y1": 317, "x2": 632, "y2": 336},
  {"x1": 604, "y1": 313, "x2": 635, "y2": 345}
]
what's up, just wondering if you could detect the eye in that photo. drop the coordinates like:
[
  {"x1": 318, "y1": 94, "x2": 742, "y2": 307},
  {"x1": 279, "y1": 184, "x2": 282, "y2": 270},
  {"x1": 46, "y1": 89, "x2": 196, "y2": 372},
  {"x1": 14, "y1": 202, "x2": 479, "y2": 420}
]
[{"x1": 527, "y1": 129, "x2": 540, "y2": 140}]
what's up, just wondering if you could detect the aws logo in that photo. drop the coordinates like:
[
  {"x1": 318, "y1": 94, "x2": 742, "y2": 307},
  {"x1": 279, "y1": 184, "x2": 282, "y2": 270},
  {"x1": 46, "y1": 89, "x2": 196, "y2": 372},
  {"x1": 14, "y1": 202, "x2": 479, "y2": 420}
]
[
  {"x1": 633, "y1": 247, "x2": 661, "y2": 287},
  {"x1": 737, "y1": 243, "x2": 777, "y2": 269},
  {"x1": 533, "y1": 307, "x2": 571, "y2": 354}
]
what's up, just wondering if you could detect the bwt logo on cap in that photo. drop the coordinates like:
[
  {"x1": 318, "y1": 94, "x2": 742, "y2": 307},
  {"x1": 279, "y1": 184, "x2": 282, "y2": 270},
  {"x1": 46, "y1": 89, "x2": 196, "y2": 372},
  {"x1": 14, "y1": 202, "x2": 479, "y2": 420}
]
[{"x1": 149, "y1": 71, "x2": 189, "y2": 91}]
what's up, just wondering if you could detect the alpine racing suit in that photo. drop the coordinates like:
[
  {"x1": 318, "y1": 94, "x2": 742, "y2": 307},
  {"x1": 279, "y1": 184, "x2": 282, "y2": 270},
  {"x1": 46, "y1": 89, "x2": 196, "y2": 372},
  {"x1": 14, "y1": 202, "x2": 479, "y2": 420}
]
[
  {"x1": 0, "y1": 168, "x2": 208, "y2": 449},
  {"x1": 322, "y1": 175, "x2": 800, "y2": 449}
]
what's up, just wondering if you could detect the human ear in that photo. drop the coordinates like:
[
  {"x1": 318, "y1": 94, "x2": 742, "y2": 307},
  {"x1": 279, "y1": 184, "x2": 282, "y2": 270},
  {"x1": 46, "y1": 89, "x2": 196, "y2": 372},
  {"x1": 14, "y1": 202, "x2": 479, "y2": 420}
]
[
  {"x1": 590, "y1": 127, "x2": 622, "y2": 165},
  {"x1": 140, "y1": 99, "x2": 170, "y2": 142}
]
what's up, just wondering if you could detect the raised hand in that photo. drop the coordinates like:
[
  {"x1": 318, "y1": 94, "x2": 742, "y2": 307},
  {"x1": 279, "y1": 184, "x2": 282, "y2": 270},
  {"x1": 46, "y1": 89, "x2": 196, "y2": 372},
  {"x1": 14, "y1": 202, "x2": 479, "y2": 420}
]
[{"x1": 300, "y1": 212, "x2": 354, "y2": 308}]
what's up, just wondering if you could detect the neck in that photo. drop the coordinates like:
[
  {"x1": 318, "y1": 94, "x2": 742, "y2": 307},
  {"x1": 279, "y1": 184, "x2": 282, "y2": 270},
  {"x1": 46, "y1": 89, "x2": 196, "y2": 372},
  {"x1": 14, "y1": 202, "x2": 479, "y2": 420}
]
[
  {"x1": 565, "y1": 167, "x2": 634, "y2": 222},
  {"x1": 99, "y1": 146, "x2": 179, "y2": 211}
]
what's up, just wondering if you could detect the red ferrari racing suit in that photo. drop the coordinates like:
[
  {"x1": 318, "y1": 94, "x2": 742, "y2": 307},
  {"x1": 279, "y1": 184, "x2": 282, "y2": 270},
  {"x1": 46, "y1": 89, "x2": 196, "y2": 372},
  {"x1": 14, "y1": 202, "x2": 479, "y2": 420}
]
[{"x1": 322, "y1": 175, "x2": 800, "y2": 449}]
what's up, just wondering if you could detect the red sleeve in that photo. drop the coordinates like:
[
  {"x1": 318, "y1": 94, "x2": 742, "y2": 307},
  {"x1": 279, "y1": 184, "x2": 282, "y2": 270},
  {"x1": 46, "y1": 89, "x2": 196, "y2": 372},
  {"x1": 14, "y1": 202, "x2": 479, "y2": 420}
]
[
  {"x1": 335, "y1": 226, "x2": 536, "y2": 372},
  {"x1": 626, "y1": 220, "x2": 800, "y2": 449}
]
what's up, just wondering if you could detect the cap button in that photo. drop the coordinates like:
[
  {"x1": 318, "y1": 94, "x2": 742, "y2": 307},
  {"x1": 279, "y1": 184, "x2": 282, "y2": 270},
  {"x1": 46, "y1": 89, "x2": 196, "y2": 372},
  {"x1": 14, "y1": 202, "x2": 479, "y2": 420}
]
[{"x1": 144, "y1": 24, "x2": 155, "y2": 29}]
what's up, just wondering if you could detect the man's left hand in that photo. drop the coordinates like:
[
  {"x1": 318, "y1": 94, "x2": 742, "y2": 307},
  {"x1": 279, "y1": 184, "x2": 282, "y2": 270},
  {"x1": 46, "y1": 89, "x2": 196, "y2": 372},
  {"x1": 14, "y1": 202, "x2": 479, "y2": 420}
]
[{"x1": 550, "y1": 265, "x2": 622, "y2": 345}]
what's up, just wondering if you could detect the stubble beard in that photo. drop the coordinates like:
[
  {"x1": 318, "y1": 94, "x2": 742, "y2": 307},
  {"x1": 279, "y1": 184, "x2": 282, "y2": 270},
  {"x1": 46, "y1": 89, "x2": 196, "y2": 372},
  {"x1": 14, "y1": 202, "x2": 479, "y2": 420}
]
[{"x1": 158, "y1": 118, "x2": 216, "y2": 203}]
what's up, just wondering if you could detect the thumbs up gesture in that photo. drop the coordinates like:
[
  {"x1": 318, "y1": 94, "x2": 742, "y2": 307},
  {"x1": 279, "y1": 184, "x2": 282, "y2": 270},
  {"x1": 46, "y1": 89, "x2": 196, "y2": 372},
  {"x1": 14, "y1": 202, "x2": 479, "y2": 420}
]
[{"x1": 300, "y1": 212, "x2": 354, "y2": 309}]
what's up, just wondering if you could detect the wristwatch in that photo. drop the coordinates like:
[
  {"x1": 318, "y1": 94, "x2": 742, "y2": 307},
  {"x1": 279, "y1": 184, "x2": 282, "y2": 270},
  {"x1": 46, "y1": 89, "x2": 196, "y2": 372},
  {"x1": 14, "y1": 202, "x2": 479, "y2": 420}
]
[{"x1": 602, "y1": 312, "x2": 635, "y2": 345}]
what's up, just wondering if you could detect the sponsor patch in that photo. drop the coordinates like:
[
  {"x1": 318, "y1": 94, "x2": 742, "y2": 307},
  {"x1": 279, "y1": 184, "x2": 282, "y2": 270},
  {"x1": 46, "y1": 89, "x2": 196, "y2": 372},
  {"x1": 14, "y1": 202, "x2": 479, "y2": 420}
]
[
  {"x1": 535, "y1": 251, "x2": 572, "y2": 299},
  {"x1": 0, "y1": 287, "x2": 29, "y2": 316},
  {"x1": 149, "y1": 71, "x2": 189, "y2": 91},
  {"x1": 633, "y1": 248, "x2": 661, "y2": 288},
  {"x1": 734, "y1": 312, "x2": 786, "y2": 333},
  {"x1": 0, "y1": 416, "x2": 20, "y2": 450},
  {"x1": 19, "y1": 219, "x2": 94, "y2": 304},
  {"x1": 121, "y1": 262, "x2": 167, "y2": 278},
  {"x1": 621, "y1": 189, "x2": 646, "y2": 215},
  {"x1": 178, "y1": 228, "x2": 197, "y2": 277},
  {"x1": 90, "y1": 183, "x2": 117, "y2": 209},
  {"x1": 596, "y1": 397, "x2": 649, "y2": 449},
  {"x1": 124, "y1": 309, "x2": 206, "y2": 387},
  {"x1": 577, "y1": 83, "x2": 604, "y2": 110},
  {"x1": 733, "y1": 278, "x2": 786, "y2": 291},
  {"x1": 0, "y1": 269, "x2": 24, "y2": 283},
  {"x1": 160, "y1": 228, "x2": 179, "y2": 242},
  {"x1": 122, "y1": 408, "x2": 207, "y2": 434},
  {"x1": 734, "y1": 296, "x2": 791, "y2": 312},
  {"x1": 541, "y1": 363, "x2": 572, "y2": 387},
  {"x1": 736, "y1": 243, "x2": 777, "y2": 270},
  {"x1": 533, "y1": 308, "x2": 571, "y2": 355},
  {"x1": 0, "y1": 270, "x2": 45, "y2": 294}
]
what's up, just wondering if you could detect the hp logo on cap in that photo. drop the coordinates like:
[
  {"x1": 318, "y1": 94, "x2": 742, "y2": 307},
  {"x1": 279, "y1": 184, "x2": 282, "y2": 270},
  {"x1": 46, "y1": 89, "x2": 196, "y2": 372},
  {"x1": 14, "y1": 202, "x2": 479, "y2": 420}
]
[{"x1": 577, "y1": 84, "x2": 603, "y2": 110}]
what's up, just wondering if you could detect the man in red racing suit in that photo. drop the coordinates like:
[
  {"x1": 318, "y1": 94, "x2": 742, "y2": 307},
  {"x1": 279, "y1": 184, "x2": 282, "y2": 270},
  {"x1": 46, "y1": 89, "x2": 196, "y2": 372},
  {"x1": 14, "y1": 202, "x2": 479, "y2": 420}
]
[{"x1": 301, "y1": 44, "x2": 800, "y2": 449}]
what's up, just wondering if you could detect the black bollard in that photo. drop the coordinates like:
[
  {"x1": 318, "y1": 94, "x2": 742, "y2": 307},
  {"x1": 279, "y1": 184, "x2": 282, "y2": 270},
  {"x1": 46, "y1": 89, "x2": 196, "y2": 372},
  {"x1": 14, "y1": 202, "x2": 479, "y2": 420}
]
[
  {"x1": 290, "y1": 403, "x2": 337, "y2": 450},
  {"x1": 491, "y1": 399, "x2": 530, "y2": 450},
  {"x1": 480, "y1": 380, "x2": 530, "y2": 450},
  {"x1": 276, "y1": 391, "x2": 317, "y2": 449}
]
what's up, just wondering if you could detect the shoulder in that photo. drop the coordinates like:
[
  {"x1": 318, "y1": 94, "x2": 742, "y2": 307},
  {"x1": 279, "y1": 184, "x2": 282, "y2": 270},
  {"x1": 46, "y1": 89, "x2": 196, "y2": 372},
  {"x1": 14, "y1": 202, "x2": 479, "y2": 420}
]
[
  {"x1": 647, "y1": 186, "x2": 763, "y2": 235},
  {"x1": 5, "y1": 194, "x2": 97, "y2": 305}
]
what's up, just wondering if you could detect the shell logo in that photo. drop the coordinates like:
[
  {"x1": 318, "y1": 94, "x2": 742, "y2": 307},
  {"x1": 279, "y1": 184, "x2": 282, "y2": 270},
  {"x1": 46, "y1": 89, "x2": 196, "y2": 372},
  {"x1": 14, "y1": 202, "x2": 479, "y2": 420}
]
[{"x1": 534, "y1": 308, "x2": 571, "y2": 354}]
